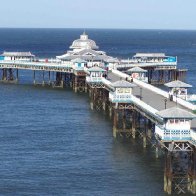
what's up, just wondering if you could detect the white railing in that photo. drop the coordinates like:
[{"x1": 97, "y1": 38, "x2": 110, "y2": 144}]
[
  {"x1": 86, "y1": 77, "x2": 103, "y2": 83},
  {"x1": 111, "y1": 69, "x2": 196, "y2": 111},
  {"x1": 155, "y1": 126, "x2": 165, "y2": 138},
  {"x1": 111, "y1": 69, "x2": 130, "y2": 79},
  {"x1": 102, "y1": 78, "x2": 112, "y2": 86},
  {"x1": 117, "y1": 62, "x2": 177, "y2": 68},
  {"x1": 112, "y1": 69, "x2": 169, "y2": 98},
  {"x1": 172, "y1": 96, "x2": 196, "y2": 110},
  {"x1": 155, "y1": 126, "x2": 192, "y2": 140},
  {"x1": 190, "y1": 130, "x2": 196, "y2": 144},
  {"x1": 187, "y1": 94, "x2": 196, "y2": 102},
  {"x1": 133, "y1": 77, "x2": 169, "y2": 98},
  {"x1": 0, "y1": 60, "x2": 73, "y2": 70},
  {"x1": 109, "y1": 93, "x2": 132, "y2": 102}
]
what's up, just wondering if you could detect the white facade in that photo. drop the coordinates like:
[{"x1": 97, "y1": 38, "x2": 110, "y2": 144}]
[
  {"x1": 155, "y1": 107, "x2": 196, "y2": 141},
  {"x1": 109, "y1": 81, "x2": 136, "y2": 103},
  {"x1": 70, "y1": 32, "x2": 99, "y2": 50},
  {"x1": 130, "y1": 72, "x2": 148, "y2": 82},
  {"x1": 155, "y1": 118, "x2": 192, "y2": 141},
  {"x1": 86, "y1": 67, "x2": 106, "y2": 83},
  {"x1": 1, "y1": 52, "x2": 35, "y2": 61},
  {"x1": 169, "y1": 87, "x2": 188, "y2": 100},
  {"x1": 109, "y1": 88, "x2": 133, "y2": 103},
  {"x1": 164, "y1": 119, "x2": 191, "y2": 130},
  {"x1": 56, "y1": 33, "x2": 119, "y2": 68},
  {"x1": 132, "y1": 53, "x2": 177, "y2": 64}
]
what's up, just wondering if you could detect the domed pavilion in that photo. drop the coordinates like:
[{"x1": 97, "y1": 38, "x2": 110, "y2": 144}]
[
  {"x1": 70, "y1": 32, "x2": 99, "y2": 51},
  {"x1": 56, "y1": 32, "x2": 119, "y2": 68}
]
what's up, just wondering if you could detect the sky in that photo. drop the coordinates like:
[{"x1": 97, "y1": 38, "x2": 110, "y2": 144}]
[{"x1": 0, "y1": 0, "x2": 196, "y2": 30}]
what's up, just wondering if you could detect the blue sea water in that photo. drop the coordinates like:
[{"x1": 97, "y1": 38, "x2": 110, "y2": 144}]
[{"x1": 0, "y1": 28, "x2": 196, "y2": 195}]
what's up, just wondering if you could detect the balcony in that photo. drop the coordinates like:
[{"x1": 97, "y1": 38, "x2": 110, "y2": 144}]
[
  {"x1": 109, "y1": 93, "x2": 132, "y2": 103},
  {"x1": 86, "y1": 76, "x2": 103, "y2": 83},
  {"x1": 155, "y1": 125, "x2": 192, "y2": 141}
]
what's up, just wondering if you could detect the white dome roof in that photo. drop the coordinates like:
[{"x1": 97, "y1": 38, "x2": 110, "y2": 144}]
[{"x1": 70, "y1": 32, "x2": 99, "y2": 50}]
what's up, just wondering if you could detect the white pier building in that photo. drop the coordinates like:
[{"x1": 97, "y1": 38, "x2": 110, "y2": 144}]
[
  {"x1": 0, "y1": 52, "x2": 35, "y2": 61},
  {"x1": 56, "y1": 32, "x2": 119, "y2": 68}
]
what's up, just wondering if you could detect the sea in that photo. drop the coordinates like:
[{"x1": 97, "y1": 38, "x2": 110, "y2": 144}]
[{"x1": 0, "y1": 28, "x2": 196, "y2": 196}]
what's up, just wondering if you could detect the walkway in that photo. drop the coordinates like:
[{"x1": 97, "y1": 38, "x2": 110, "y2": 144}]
[{"x1": 107, "y1": 72, "x2": 196, "y2": 130}]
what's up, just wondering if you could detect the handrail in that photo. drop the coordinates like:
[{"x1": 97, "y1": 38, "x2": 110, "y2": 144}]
[
  {"x1": 111, "y1": 69, "x2": 196, "y2": 111},
  {"x1": 0, "y1": 60, "x2": 72, "y2": 68}
]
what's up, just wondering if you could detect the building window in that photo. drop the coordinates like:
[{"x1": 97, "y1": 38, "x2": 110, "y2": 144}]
[
  {"x1": 175, "y1": 119, "x2": 179, "y2": 123},
  {"x1": 170, "y1": 119, "x2": 174, "y2": 124},
  {"x1": 125, "y1": 89, "x2": 130, "y2": 93},
  {"x1": 117, "y1": 89, "x2": 123, "y2": 93}
]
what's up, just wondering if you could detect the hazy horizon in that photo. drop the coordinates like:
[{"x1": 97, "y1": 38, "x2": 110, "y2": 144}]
[{"x1": 0, "y1": 27, "x2": 196, "y2": 31}]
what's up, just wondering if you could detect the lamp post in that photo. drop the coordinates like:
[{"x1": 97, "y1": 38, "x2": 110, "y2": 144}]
[
  {"x1": 164, "y1": 98, "x2": 167, "y2": 109},
  {"x1": 140, "y1": 87, "x2": 142, "y2": 100}
]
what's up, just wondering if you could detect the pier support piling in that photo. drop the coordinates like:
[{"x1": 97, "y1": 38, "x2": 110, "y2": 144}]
[
  {"x1": 162, "y1": 142, "x2": 196, "y2": 195},
  {"x1": 33, "y1": 70, "x2": 36, "y2": 85},
  {"x1": 42, "y1": 71, "x2": 45, "y2": 86},
  {"x1": 16, "y1": 69, "x2": 19, "y2": 83},
  {"x1": 113, "y1": 106, "x2": 118, "y2": 138}
]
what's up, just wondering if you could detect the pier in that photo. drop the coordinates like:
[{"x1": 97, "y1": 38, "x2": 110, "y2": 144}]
[
  {"x1": 0, "y1": 33, "x2": 195, "y2": 195},
  {"x1": 0, "y1": 59, "x2": 196, "y2": 195}
]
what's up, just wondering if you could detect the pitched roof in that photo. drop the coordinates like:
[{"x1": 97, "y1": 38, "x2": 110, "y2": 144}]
[
  {"x1": 2, "y1": 51, "x2": 35, "y2": 57},
  {"x1": 134, "y1": 53, "x2": 166, "y2": 58},
  {"x1": 88, "y1": 67, "x2": 106, "y2": 72},
  {"x1": 77, "y1": 49, "x2": 100, "y2": 56},
  {"x1": 156, "y1": 107, "x2": 196, "y2": 119},
  {"x1": 71, "y1": 58, "x2": 87, "y2": 63},
  {"x1": 112, "y1": 80, "x2": 136, "y2": 88},
  {"x1": 57, "y1": 48, "x2": 118, "y2": 62},
  {"x1": 165, "y1": 80, "x2": 192, "y2": 88},
  {"x1": 105, "y1": 57, "x2": 119, "y2": 63},
  {"x1": 127, "y1": 66, "x2": 147, "y2": 73}
]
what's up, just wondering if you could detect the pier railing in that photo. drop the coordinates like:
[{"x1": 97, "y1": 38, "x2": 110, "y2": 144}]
[
  {"x1": 86, "y1": 77, "x2": 103, "y2": 83},
  {"x1": 0, "y1": 60, "x2": 73, "y2": 72},
  {"x1": 116, "y1": 62, "x2": 177, "y2": 69},
  {"x1": 112, "y1": 69, "x2": 196, "y2": 111},
  {"x1": 190, "y1": 130, "x2": 196, "y2": 144},
  {"x1": 109, "y1": 93, "x2": 132, "y2": 103},
  {"x1": 155, "y1": 126, "x2": 192, "y2": 141}
]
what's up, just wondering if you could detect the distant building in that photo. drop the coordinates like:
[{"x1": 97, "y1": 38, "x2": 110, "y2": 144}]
[
  {"x1": 69, "y1": 31, "x2": 99, "y2": 51},
  {"x1": 56, "y1": 32, "x2": 119, "y2": 68},
  {"x1": 132, "y1": 53, "x2": 177, "y2": 63},
  {"x1": 0, "y1": 52, "x2": 35, "y2": 61}
]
